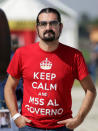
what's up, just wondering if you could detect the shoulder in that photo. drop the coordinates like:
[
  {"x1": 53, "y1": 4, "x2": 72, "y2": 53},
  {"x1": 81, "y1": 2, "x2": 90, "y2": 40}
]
[
  {"x1": 60, "y1": 43, "x2": 82, "y2": 56},
  {"x1": 15, "y1": 42, "x2": 38, "y2": 54}
]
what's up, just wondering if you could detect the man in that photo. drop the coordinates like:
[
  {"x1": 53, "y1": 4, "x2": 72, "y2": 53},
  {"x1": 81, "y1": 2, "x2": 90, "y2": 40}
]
[{"x1": 4, "y1": 8, "x2": 96, "y2": 131}]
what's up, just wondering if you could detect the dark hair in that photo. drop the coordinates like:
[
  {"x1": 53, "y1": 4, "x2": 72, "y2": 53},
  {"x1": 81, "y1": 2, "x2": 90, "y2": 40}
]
[{"x1": 36, "y1": 8, "x2": 61, "y2": 24}]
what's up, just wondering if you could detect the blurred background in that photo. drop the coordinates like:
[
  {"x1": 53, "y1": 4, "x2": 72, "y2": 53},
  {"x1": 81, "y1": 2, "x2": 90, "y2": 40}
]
[{"x1": 0, "y1": 0, "x2": 98, "y2": 131}]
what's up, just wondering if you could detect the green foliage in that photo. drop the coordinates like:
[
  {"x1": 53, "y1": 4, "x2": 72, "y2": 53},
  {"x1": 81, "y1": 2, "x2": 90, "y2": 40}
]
[
  {"x1": 90, "y1": 18, "x2": 98, "y2": 26},
  {"x1": 80, "y1": 48, "x2": 90, "y2": 63}
]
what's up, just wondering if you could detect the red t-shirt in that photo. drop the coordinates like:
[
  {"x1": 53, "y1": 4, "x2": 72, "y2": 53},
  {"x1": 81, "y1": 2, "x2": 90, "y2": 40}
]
[{"x1": 7, "y1": 42, "x2": 88, "y2": 129}]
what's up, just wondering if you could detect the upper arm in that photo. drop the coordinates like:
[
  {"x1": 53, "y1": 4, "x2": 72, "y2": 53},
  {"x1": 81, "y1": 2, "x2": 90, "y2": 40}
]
[
  {"x1": 5, "y1": 75, "x2": 20, "y2": 91},
  {"x1": 80, "y1": 75, "x2": 96, "y2": 94}
]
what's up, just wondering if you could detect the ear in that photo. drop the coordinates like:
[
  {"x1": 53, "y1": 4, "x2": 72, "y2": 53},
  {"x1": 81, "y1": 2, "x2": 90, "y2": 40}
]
[
  {"x1": 60, "y1": 23, "x2": 63, "y2": 30},
  {"x1": 59, "y1": 23, "x2": 63, "y2": 33},
  {"x1": 36, "y1": 25, "x2": 39, "y2": 35}
]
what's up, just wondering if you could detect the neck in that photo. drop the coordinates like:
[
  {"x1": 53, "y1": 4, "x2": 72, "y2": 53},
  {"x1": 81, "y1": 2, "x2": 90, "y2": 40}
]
[{"x1": 39, "y1": 40, "x2": 59, "y2": 52}]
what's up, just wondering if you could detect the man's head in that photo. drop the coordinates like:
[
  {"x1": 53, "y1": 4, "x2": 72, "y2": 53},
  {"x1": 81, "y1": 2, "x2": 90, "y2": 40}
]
[{"x1": 36, "y1": 8, "x2": 63, "y2": 42}]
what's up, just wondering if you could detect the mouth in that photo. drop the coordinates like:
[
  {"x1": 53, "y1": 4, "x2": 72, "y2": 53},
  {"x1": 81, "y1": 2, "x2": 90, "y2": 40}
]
[
  {"x1": 44, "y1": 30, "x2": 55, "y2": 36},
  {"x1": 44, "y1": 32, "x2": 53, "y2": 36}
]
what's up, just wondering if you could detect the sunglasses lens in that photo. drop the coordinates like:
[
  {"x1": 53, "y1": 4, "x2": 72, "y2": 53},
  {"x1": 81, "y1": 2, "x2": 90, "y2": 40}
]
[{"x1": 39, "y1": 21, "x2": 47, "y2": 26}]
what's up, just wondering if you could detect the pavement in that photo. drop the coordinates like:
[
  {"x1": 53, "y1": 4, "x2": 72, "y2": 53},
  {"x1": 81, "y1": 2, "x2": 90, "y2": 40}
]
[{"x1": 0, "y1": 87, "x2": 97, "y2": 131}]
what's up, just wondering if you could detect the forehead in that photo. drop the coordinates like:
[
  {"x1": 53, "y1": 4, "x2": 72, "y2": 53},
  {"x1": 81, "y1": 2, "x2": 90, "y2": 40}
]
[{"x1": 38, "y1": 13, "x2": 58, "y2": 21}]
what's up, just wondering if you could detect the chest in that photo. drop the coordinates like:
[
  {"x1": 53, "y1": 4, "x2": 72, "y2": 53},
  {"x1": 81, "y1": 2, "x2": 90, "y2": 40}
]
[{"x1": 21, "y1": 53, "x2": 73, "y2": 83}]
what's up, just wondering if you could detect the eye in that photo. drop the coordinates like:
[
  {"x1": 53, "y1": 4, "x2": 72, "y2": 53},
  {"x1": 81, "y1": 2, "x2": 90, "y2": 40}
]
[
  {"x1": 37, "y1": 21, "x2": 60, "y2": 28},
  {"x1": 50, "y1": 21, "x2": 59, "y2": 26},
  {"x1": 38, "y1": 21, "x2": 47, "y2": 26}
]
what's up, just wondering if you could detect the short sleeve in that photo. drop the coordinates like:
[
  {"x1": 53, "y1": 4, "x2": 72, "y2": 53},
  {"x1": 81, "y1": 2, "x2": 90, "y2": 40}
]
[
  {"x1": 7, "y1": 48, "x2": 22, "y2": 79},
  {"x1": 74, "y1": 51, "x2": 89, "y2": 81}
]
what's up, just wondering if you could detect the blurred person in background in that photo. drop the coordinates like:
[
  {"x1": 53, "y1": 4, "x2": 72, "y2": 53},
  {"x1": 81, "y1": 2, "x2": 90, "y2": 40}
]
[
  {"x1": 4, "y1": 8, "x2": 96, "y2": 131},
  {"x1": 11, "y1": 34, "x2": 23, "y2": 109},
  {"x1": 89, "y1": 42, "x2": 98, "y2": 83},
  {"x1": 0, "y1": 9, "x2": 11, "y2": 109}
]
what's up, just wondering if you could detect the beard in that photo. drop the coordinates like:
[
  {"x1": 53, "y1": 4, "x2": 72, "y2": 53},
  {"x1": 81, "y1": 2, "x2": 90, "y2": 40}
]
[{"x1": 38, "y1": 29, "x2": 60, "y2": 42}]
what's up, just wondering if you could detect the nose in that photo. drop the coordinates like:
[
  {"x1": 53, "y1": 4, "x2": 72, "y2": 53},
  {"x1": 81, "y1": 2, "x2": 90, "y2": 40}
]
[{"x1": 45, "y1": 23, "x2": 52, "y2": 30}]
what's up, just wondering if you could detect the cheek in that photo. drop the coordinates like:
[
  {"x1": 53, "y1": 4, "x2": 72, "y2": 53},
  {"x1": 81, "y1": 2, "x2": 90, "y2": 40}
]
[
  {"x1": 55, "y1": 28, "x2": 60, "y2": 36},
  {"x1": 38, "y1": 28, "x2": 45, "y2": 35},
  {"x1": 37, "y1": 29, "x2": 43, "y2": 36}
]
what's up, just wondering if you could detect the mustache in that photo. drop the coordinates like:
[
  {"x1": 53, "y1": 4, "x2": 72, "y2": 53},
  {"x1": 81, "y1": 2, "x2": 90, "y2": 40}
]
[{"x1": 44, "y1": 30, "x2": 55, "y2": 35}]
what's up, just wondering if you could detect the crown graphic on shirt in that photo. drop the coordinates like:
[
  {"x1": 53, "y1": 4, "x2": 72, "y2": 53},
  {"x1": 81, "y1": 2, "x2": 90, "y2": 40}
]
[{"x1": 40, "y1": 58, "x2": 52, "y2": 70}]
